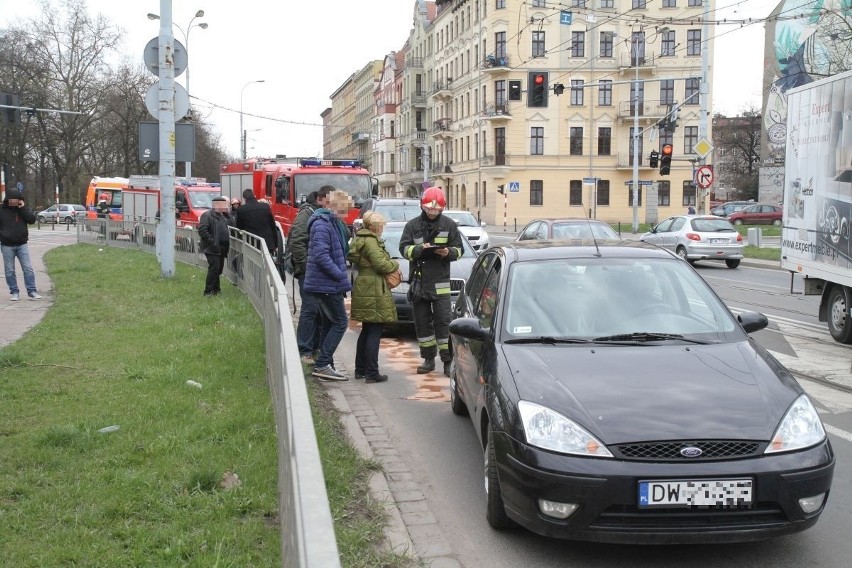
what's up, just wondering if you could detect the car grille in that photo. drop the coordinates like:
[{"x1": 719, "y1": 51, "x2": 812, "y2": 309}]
[
  {"x1": 592, "y1": 503, "x2": 787, "y2": 531},
  {"x1": 467, "y1": 235, "x2": 480, "y2": 241},
  {"x1": 613, "y1": 440, "x2": 763, "y2": 461},
  {"x1": 450, "y1": 278, "x2": 465, "y2": 293}
]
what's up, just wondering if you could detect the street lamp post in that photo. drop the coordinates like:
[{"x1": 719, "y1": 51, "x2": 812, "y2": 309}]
[
  {"x1": 148, "y1": 9, "x2": 207, "y2": 178},
  {"x1": 240, "y1": 80, "x2": 265, "y2": 160}
]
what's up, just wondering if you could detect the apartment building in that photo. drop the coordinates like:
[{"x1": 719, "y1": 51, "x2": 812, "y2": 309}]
[
  {"x1": 329, "y1": 0, "x2": 714, "y2": 226},
  {"x1": 325, "y1": 60, "x2": 383, "y2": 170}
]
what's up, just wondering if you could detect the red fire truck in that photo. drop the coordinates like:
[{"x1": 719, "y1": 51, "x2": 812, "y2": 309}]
[{"x1": 219, "y1": 157, "x2": 375, "y2": 242}]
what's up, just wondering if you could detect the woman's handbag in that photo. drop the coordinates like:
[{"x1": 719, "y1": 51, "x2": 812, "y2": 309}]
[{"x1": 384, "y1": 269, "x2": 403, "y2": 289}]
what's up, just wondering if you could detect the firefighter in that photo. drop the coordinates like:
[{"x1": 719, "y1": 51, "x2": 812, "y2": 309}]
[{"x1": 398, "y1": 186, "x2": 463, "y2": 376}]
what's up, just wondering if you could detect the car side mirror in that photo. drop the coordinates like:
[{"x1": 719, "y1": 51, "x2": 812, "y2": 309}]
[
  {"x1": 481, "y1": 221, "x2": 486, "y2": 227},
  {"x1": 449, "y1": 317, "x2": 490, "y2": 341},
  {"x1": 737, "y1": 311, "x2": 768, "y2": 333}
]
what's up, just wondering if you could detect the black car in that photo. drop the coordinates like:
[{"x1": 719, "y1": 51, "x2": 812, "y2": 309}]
[
  {"x1": 448, "y1": 240, "x2": 834, "y2": 544},
  {"x1": 353, "y1": 197, "x2": 422, "y2": 231},
  {"x1": 380, "y1": 221, "x2": 477, "y2": 324}
]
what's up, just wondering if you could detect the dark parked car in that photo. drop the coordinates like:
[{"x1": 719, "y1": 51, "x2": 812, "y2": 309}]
[
  {"x1": 448, "y1": 241, "x2": 834, "y2": 543},
  {"x1": 710, "y1": 200, "x2": 754, "y2": 217},
  {"x1": 727, "y1": 204, "x2": 783, "y2": 226},
  {"x1": 380, "y1": 221, "x2": 477, "y2": 325},
  {"x1": 516, "y1": 218, "x2": 620, "y2": 241},
  {"x1": 353, "y1": 197, "x2": 422, "y2": 231}
]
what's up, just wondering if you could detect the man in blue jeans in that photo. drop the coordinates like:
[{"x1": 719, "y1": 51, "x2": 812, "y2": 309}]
[
  {"x1": 1, "y1": 189, "x2": 42, "y2": 302},
  {"x1": 290, "y1": 190, "x2": 325, "y2": 363},
  {"x1": 301, "y1": 188, "x2": 353, "y2": 381}
]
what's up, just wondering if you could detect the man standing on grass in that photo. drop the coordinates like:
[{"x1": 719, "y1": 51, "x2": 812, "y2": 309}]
[
  {"x1": 198, "y1": 197, "x2": 233, "y2": 296},
  {"x1": 1, "y1": 189, "x2": 42, "y2": 301}
]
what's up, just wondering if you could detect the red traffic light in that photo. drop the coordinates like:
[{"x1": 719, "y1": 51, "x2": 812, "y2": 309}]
[
  {"x1": 534, "y1": 74, "x2": 545, "y2": 85},
  {"x1": 661, "y1": 143, "x2": 673, "y2": 156}
]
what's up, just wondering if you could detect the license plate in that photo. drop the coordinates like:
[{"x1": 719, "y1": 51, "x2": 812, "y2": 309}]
[
  {"x1": 709, "y1": 238, "x2": 727, "y2": 244},
  {"x1": 638, "y1": 478, "x2": 753, "y2": 508}
]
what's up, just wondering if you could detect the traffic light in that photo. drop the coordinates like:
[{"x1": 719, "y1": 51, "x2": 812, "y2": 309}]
[
  {"x1": 508, "y1": 80, "x2": 522, "y2": 101},
  {"x1": 1, "y1": 92, "x2": 20, "y2": 124},
  {"x1": 529, "y1": 72, "x2": 548, "y2": 107},
  {"x1": 497, "y1": 185, "x2": 505, "y2": 195},
  {"x1": 649, "y1": 150, "x2": 659, "y2": 168},
  {"x1": 659, "y1": 144, "x2": 673, "y2": 175},
  {"x1": 553, "y1": 83, "x2": 565, "y2": 96},
  {"x1": 667, "y1": 106, "x2": 679, "y2": 132}
]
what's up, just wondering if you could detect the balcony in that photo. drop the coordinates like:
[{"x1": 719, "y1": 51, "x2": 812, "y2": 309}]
[
  {"x1": 374, "y1": 171, "x2": 397, "y2": 185},
  {"x1": 406, "y1": 57, "x2": 423, "y2": 69},
  {"x1": 617, "y1": 99, "x2": 670, "y2": 121},
  {"x1": 352, "y1": 132, "x2": 370, "y2": 143},
  {"x1": 431, "y1": 79, "x2": 453, "y2": 100},
  {"x1": 619, "y1": 52, "x2": 657, "y2": 71},
  {"x1": 481, "y1": 54, "x2": 510, "y2": 74},
  {"x1": 431, "y1": 117, "x2": 453, "y2": 139},
  {"x1": 616, "y1": 152, "x2": 656, "y2": 169},
  {"x1": 480, "y1": 103, "x2": 512, "y2": 121},
  {"x1": 481, "y1": 154, "x2": 511, "y2": 178},
  {"x1": 411, "y1": 91, "x2": 427, "y2": 107}
]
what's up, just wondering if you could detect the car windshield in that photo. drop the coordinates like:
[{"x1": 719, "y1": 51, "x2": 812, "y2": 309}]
[
  {"x1": 295, "y1": 173, "x2": 373, "y2": 207},
  {"x1": 502, "y1": 257, "x2": 741, "y2": 342},
  {"x1": 444, "y1": 211, "x2": 479, "y2": 227},
  {"x1": 552, "y1": 222, "x2": 619, "y2": 240},
  {"x1": 189, "y1": 191, "x2": 221, "y2": 209},
  {"x1": 381, "y1": 224, "x2": 476, "y2": 259},
  {"x1": 690, "y1": 218, "x2": 737, "y2": 232},
  {"x1": 373, "y1": 203, "x2": 422, "y2": 222}
]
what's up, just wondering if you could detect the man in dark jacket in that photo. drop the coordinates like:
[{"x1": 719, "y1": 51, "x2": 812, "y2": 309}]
[
  {"x1": 235, "y1": 189, "x2": 278, "y2": 255},
  {"x1": 197, "y1": 196, "x2": 233, "y2": 296},
  {"x1": 291, "y1": 189, "x2": 325, "y2": 363},
  {"x1": 1, "y1": 189, "x2": 41, "y2": 301},
  {"x1": 399, "y1": 186, "x2": 463, "y2": 376},
  {"x1": 301, "y1": 188, "x2": 353, "y2": 381}
]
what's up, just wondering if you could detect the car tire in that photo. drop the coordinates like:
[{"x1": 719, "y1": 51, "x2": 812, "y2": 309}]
[
  {"x1": 733, "y1": 219, "x2": 744, "y2": 226},
  {"x1": 827, "y1": 285, "x2": 852, "y2": 344},
  {"x1": 63, "y1": 216, "x2": 75, "y2": 224},
  {"x1": 726, "y1": 259, "x2": 741, "y2": 269},
  {"x1": 450, "y1": 367, "x2": 467, "y2": 416},
  {"x1": 37, "y1": 215, "x2": 46, "y2": 223},
  {"x1": 485, "y1": 425, "x2": 516, "y2": 530},
  {"x1": 676, "y1": 246, "x2": 693, "y2": 264},
  {"x1": 772, "y1": 219, "x2": 782, "y2": 226}
]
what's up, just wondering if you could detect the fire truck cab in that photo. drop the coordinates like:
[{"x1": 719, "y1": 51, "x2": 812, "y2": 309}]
[
  {"x1": 220, "y1": 157, "x2": 376, "y2": 245},
  {"x1": 85, "y1": 176, "x2": 129, "y2": 220},
  {"x1": 123, "y1": 175, "x2": 222, "y2": 226}
]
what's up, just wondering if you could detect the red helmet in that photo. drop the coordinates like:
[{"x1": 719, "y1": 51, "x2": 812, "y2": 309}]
[{"x1": 420, "y1": 186, "x2": 446, "y2": 211}]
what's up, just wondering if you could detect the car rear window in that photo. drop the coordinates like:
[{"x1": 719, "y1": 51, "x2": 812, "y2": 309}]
[{"x1": 691, "y1": 218, "x2": 736, "y2": 232}]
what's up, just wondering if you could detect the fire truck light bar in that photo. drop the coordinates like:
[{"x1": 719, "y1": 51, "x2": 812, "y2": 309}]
[{"x1": 299, "y1": 158, "x2": 362, "y2": 168}]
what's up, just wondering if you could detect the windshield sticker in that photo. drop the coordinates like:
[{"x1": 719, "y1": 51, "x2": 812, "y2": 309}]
[{"x1": 513, "y1": 326, "x2": 532, "y2": 334}]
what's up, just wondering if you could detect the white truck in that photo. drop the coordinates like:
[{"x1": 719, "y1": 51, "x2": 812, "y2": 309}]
[{"x1": 781, "y1": 70, "x2": 852, "y2": 343}]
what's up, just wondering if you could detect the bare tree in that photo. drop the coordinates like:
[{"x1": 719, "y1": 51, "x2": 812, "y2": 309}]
[{"x1": 713, "y1": 109, "x2": 761, "y2": 200}]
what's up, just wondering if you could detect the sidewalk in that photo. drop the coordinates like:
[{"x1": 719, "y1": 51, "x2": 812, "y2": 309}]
[{"x1": 0, "y1": 226, "x2": 78, "y2": 348}]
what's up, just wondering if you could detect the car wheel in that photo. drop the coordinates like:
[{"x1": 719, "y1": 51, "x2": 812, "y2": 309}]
[
  {"x1": 63, "y1": 216, "x2": 75, "y2": 224},
  {"x1": 449, "y1": 366, "x2": 467, "y2": 416},
  {"x1": 827, "y1": 286, "x2": 852, "y2": 344},
  {"x1": 725, "y1": 259, "x2": 741, "y2": 269},
  {"x1": 733, "y1": 219, "x2": 744, "y2": 226},
  {"x1": 772, "y1": 219, "x2": 782, "y2": 226},
  {"x1": 37, "y1": 215, "x2": 46, "y2": 223},
  {"x1": 484, "y1": 425, "x2": 516, "y2": 530},
  {"x1": 676, "y1": 246, "x2": 693, "y2": 264}
]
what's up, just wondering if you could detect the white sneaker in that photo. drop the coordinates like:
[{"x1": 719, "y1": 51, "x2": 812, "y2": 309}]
[
  {"x1": 10, "y1": 293, "x2": 19, "y2": 301},
  {"x1": 312, "y1": 365, "x2": 348, "y2": 382},
  {"x1": 28, "y1": 292, "x2": 42, "y2": 300}
]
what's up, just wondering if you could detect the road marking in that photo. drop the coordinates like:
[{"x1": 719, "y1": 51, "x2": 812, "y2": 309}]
[{"x1": 825, "y1": 424, "x2": 852, "y2": 445}]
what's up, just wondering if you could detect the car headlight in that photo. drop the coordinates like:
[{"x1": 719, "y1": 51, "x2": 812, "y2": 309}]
[
  {"x1": 765, "y1": 394, "x2": 826, "y2": 454},
  {"x1": 518, "y1": 401, "x2": 613, "y2": 458},
  {"x1": 395, "y1": 282, "x2": 410, "y2": 295}
]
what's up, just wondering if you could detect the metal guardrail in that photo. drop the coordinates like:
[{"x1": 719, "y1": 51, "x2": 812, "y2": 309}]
[{"x1": 76, "y1": 218, "x2": 341, "y2": 568}]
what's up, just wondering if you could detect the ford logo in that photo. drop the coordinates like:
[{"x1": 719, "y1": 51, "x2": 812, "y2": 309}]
[{"x1": 680, "y1": 446, "x2": 703, "y2": 458}]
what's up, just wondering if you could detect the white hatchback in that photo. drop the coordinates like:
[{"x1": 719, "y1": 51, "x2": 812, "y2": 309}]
[{"x1": 443, "y1": 210, "x2": 490, "y2": 250}]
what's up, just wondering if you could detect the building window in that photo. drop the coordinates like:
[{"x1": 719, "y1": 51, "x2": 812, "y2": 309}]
[
  {"x1": 658, "y1": 180, "x2": 671, "y2": 206},
  {"x1": 530, "y1": 180, "x2": 543, "y2": 206},
  {"x1": 570, "y1": 127, "x2": 583, "y2": 155},
  {"x1": 684, "y1": 126, "x2": 698, "y2": 154},
  {"x1": 685, "y1": 77, "x2": 700, "y2": 105},
  {"x1": 495, "y1": 127, "x2": 506, "y2": 163},
  {"x1": 659, "y1": 130, "x2": 673, "y2": 148},
  {"x1": 661, "y1": 30, "x2": 676, "y2": 56},
  {"x1": 598, "y1": 80, "x2": 612, "y2": 106},
  {"x1": 598, "y1": 127, "x2": 611, "y2": 155},
  {"x1": 496, "y1": 0, "x2": 506, "y2": 8},
  {"x1": 688, "y1": 0, "x2": 701, "y2": 6},
  {"x1": 531, "y1": 127, "x2": 544, "y2": 155},
  {"x1": 570, "y1": 80, "x2": 584, "y2": 105},
  {"x1": 632, "y1": 0, "x2": 647, "y2": 9},
  {"x1": 570, "y1": 180, "x2": 583, "y2": 205},
  {"x1": 495, "y1": 80, "x2": 506, "y2": 107},
  {"x1": 532, "y1": 31, "x2": 546, "y2": 58},
  {"x1": 629, "y1": 127, "x2": 644, "y2": 165},
  {"x1": 600, "y1": 32, "x2": 613, "y2": 58},
  {"x1": 663, "y1": 0, "x2": 676, "y2": 7},
  {"x1": 631, "y1": 31, "x2": 646, "y2": 65},
  {"x1": 533, "y1": 0, "x2": 546, "y2": 7},
  {"x1": 600, "y1": 0, "x2": 614, "y2": 7},
  {"x1": 571, "y1": 31, "x2": 585, "y2": 57},
  {"x1": 572, "y1": 0, "x2": 587, "y2": 6},
  {"x1": 687, "y1": 29, "x2": 701, "y2": 56},
  {"x1": 660, "y1": 79, "x2": 674, "y2": 105},
  {"x1": 683, "y1": 181, "x2": 697, "y2": 206},
  {"x1": 495, "y1": 31, "x2": 507, "y2": 58},
  {"x1": 627, "y1": 185, "x2": 643, "y2": 207},
  {"x1": 597, "y1": 180, "x2": 610, "y2": 206}
]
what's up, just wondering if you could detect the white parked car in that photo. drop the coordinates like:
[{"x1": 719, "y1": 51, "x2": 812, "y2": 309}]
[
  {"x1": 443, "y1": 210, "x2": 490, "y2": 250},
  {"x1": 37, "y1": 203, "x2": 88, "y2": 224}
]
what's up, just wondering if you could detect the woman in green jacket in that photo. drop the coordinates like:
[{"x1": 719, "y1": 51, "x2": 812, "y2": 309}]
[{"x1": 348, "y1": 212, "x2": 400, "y2": 383}]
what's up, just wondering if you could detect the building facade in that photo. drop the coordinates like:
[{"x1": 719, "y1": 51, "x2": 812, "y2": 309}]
[{"x1": 328, "y1": 0, "x2": 715, "y2": 226}]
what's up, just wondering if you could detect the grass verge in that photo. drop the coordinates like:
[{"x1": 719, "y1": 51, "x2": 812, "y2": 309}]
[{"x1": 0, "y1": 244, "x2": 412, "y2": 567}]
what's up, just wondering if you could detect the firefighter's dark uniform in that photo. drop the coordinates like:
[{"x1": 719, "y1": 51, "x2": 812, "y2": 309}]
[{"x1": 399, "y1": 211, "x2": 463, "y2": 371}]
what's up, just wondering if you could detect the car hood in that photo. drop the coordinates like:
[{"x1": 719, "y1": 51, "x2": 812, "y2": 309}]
[
  {"x1": 457, "y1": 226, "x2": 486, "y2": 239},
  {"x1": 392, "y1": 254, "x2": 478, "y2": 282},
  {"x1": 503, "y1": 341, "x2": 799, "y2": 443}
]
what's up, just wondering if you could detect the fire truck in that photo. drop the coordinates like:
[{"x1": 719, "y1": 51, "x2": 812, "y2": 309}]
[
  {"x1": 122, "y1": 175, "x2": 221, "y2": 226},
  {"x1": 84, "y1": 176, "x2": 129, "y2": 220},
  {"x1": 219, "y1": 157, "x2": 376, "y2": 243}
]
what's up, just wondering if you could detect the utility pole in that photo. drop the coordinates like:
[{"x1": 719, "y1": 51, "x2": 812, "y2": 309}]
[
  {"x1": 698, "y1": 0, "x2": 711, "y2": 213},
  {"x1": 156, "y1": 0, "x2": 177, "y2": 278}
]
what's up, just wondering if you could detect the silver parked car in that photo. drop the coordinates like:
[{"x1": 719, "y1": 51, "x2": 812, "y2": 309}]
[
  {"x1": 36, "y1": 203, "x2": 88, "y2": 224},
  {"x1": 640, "y1": 215, "x2": 744, "y2": 268},
  {"x1": 443, "y1": 210, "x2": 490, "y2": 250}
]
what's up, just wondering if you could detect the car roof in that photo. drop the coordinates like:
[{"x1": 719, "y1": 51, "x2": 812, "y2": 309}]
[
  {"x1": 488, "y1": 239, "x2": 670, "y2": 263},
  {"x1": 529, "y1": 217, "x2": 611, "y2": 224},
  {"x1": 370, "y1": 198, "x2": 420, "y2": 204}
]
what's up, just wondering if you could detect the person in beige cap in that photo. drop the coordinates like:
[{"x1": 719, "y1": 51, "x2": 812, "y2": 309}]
[{"x1": 0, "y1": 189, "x2": 41, "y2": 301}]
